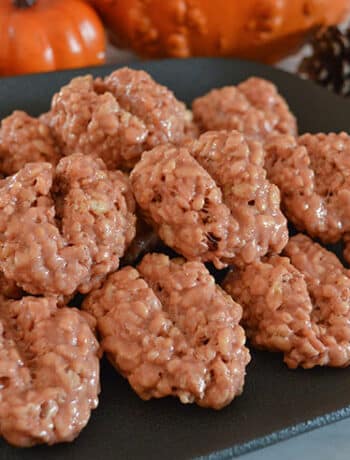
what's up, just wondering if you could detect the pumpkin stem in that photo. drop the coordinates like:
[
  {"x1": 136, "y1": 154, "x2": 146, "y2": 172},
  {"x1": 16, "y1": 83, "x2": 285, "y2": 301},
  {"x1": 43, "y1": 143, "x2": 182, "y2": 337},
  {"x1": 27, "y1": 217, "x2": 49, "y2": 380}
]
[{"x1": 13, "y1": 0, "x2": 36, "y2": 8}]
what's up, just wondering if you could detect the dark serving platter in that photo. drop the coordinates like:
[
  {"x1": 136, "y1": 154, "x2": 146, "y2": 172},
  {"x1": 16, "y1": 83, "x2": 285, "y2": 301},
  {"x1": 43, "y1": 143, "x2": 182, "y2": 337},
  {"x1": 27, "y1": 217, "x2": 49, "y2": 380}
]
[{"x1": 1, "y1": 58, "x2": 350, "y2": 460}]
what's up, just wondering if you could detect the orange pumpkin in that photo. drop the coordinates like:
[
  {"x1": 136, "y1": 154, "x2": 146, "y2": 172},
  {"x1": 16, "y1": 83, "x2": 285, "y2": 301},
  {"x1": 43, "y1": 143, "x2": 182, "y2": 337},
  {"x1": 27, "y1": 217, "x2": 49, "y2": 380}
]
[
  {"x1": 91, "y1": 0, "x2": 349, "y2": 62},
  {"x1": 0, "y1": 0, "x2": 106, "y2": 76}
]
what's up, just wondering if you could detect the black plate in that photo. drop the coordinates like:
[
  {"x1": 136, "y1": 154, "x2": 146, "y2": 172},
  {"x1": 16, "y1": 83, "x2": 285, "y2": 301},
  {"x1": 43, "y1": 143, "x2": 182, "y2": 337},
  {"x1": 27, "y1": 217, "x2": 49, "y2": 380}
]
[{"x1": 1, "y1": 58, "x2": 350, "y2": 460}]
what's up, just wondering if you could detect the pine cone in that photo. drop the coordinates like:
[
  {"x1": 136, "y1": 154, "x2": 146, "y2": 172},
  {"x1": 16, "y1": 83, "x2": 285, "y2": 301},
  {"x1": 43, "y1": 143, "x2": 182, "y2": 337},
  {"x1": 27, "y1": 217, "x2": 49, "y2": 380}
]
[{"x1": 299, "y1": 26, "x2": 350, "y2": 96}]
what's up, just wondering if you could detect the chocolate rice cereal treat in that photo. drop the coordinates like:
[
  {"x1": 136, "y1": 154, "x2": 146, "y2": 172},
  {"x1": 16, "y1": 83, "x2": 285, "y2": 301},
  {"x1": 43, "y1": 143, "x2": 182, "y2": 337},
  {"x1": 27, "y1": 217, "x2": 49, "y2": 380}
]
[
  {"x1": 97, "y1": 67, "x2": 197, "y2": 148},
  {"x1": 0, "y1": 296, "x2": 99, "y2": 446},
  {"x1": 47, "y1": 75, "x2": 148, "y2": 170},
  {"x1": 0, "y1": 153, "x2": 135, "y2": 297},
  {"x1": 131, "y1": 131, "x2": 288, "y2": 267},
  {"x1": 0, "y1": 111, "x2": 60, "y2": 176},
  {"x1": 223, "y1": 255, "x2": 325, "y2": 369},
  {"x1": 191, "y1": 131, "x2": 288, "y2": 264},
  {"x1": 192, "y1": 77, "x2": 297, "y2": 142},
  {"x1": 265, "y1": 132, "x2": 350, "y2": 243},
  {"x1": 83, "y1": 254, "x2": 250, "y2": 409},
  {"x1": 224, "y1": 233, "x2": 350, "y2": 368},
  {"x1": 130, "y1": 144, "x2": 240, "y2": 268},
  {"x1": 284, "y1": 234, "x2": 350, "y2": 367}
]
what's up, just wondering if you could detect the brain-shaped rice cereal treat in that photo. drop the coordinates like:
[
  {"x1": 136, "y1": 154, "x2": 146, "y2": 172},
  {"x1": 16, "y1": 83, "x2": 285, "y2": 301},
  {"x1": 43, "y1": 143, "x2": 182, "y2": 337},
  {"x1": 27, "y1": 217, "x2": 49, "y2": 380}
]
[
  {"x1": 192, "y1": 77, "x2": 297, "y2": 142},
  {"x1": 224, "y1": 234, "x2": 350, "y2": 369},
  {"x1": 265, "y1": 132, "x2": 350, "y2": 243},
  {"x1": 131, "y1": 144, "x2": 239, "y2": 268},
  {"x1": 0, "y1": 111, "x2": 60, "y2": 176},
  {"x1": 96, "y1": 67, "x2": 198, "y2": 148},
  {"x1": 0, "y1": 296, "x2": 99, "y2": 446},
  {"x1": 223, "y1": 254, "x2": 325, "y2": 369},
  {"x1": 83, "y1": 254, "x2": 250, "y2": 409},
  {"x1": 190, "y1": 131, "x2": 288, "y2": 264},
  {"x1": 284, "y1": 234, "x2": 350, "y2": 367},
  {"x1": 0, "y1": 153, "x2": 135, "y2": 297},
  {"x1": 47, "y1": 68, "x2": 196, "y2": 170},
  {"x1": 131, "y1": 130, "x2": 288, "y2": 267},
  {"x1": 47, "y1": 75, "x2": 148, "y2": 170}
]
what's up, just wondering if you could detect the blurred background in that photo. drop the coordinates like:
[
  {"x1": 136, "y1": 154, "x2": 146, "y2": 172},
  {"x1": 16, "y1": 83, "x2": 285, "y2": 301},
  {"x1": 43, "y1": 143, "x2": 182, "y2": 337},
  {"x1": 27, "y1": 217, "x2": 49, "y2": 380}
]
[{"x1": 1, "y1": 0, "x2": 350, "y2": 96}]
